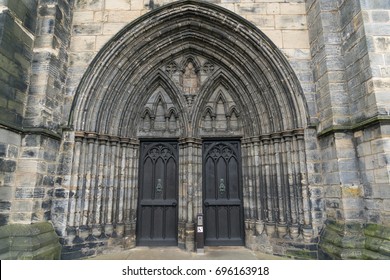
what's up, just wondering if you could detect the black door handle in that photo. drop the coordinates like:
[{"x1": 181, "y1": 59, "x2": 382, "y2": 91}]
[
  {"x1": 172, "y1": 201, "x2": 177, "y2": 206},
  {"x1": 204, "y1": 201, "x2": 209, "y2": 206}
]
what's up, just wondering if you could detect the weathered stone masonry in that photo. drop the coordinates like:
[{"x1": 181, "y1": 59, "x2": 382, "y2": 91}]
[
  {"x1": 0, "y1": 0, "x2": 389, "y2": 259},
  {"x1": 0, "y1": 0, "x2": 73, "y2": 259}
]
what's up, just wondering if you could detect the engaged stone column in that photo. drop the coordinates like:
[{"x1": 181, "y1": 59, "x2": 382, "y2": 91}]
[{"x1": 179, "y1": 138, "x2": 202, "y2": 251}]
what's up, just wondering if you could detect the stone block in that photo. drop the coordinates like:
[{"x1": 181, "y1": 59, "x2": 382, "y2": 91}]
[
  {"x1": 131, "y1": 0, "x2": 146, "y2": 11},
  {"x1": 102, "y1": 22, "x2": 127, "y2": 35},
  {"x1": 96, "y1": 33, "x2": 115, "y2": 50},
  {"x1": 275, "y1": 15, "x2": 307, "y2": 30},
  {"x1": 73, "y1": 23, "x2": 102, "y2": 35},
  {"x1": 262, "y1": 30, "x2": 282, "y2": 48},
  {"x1": 0, "y1": 222, "x2": 61, "y2": 259},
  {"x1": 360, "y1": 0, "x2": 390, "y2": 10},
  {"x1": 324, "y1": 185, "x2": 342, "y2": 198},
  {"x1": 367, "y1": 183, "x2": 390, "y2": 199},
  {"x1": 0, "y1": 53, "x2": 23, "y2": 83},
  {"x1": 374, "y1": 153, "x2": 390, "y2": 169},
  {"x1": 245, "y1": 14, "x2": 274, "y2": 28},
  {"x1": 362, "y1": 155, "x2": 375, "y2": 171},
  {"x1": 21, "y1": 147, "x2": 42, "y2": 159},
  {"x1": 7, "y1": 146, "x2": 18, "y2": 159},
  {"x1": 380, "y1": 66, "x2": 390, "y2": 77},
  {"x1": 366, "y1": 24, "x2": 390, "y2": 36},
  {"x1": 75, "y1": 0, "x2": 103, "y2": 11},
  {"x1": 382, "y1": 199, "x2": 390, "y2": 211},
  {"x1": 280, "y1": 3, "x2": 306, "y2": 15},
  {"x1": 72, "y1": 11, "x2": 94, "y2": 24},
  {"x1": 371, "y1": 11, "x2": 390, "y2": 23},
  {"x1": 70, "y1": 35, "x2": 96, "y2": 52},
  {"x1": 17, "y1": 159, "x2": 41, "y2": 172},
  {"x1": 0, "y1": 184, "x2": 12, "y2": 200},
  {"x1": 105, "y1": 0, "x2": 131, "y2": 10},
  {"x1": 373, "y1": 168, "x2": 390, "y2": 184},
  {"x1": 282, "y1": 30, "x2": 310, "y2": 48},
  {"x1": 237, "y1": 3, "x2": 267, "y2": 15},
  {"x1": 282, "y1": 48, "x2": 311, "y2": 60},
  {"x1": 372, "y1": 138, "x2": 390, "y2": 154},
  {"x1": 266, "y1": 3, "x2": 279, "y2": 15},
  {"x1": 373, "y1": 78, "x2": 390, "y2": 91},
  {"x1": 0, "y1": 158, "x2": 16, "y2": 173},
  {"x1": 92, "y1": 11, "x2": 106, "y2": 22},
  {"x1": 0, "y1": 201, "x2": 11, "y2": 212},
  {"x1": 107, "y1": 10, "x2": 141, "y2": 23},
  {"x1": 12, "y1": 200, "x2": 33, "y2": 212}
]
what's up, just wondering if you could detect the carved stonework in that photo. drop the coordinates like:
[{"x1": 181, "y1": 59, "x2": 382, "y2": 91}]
[
  {"x1": 199, "y1": 86, "x2": 242, "y2": 136},
  {"x1": 161, "y1": 56, "x2": 221, "y2": 108},
  {"x1": 202, "y1": 61, "x2": 214, "y2": 74},
  {"x1": 138, "y1": 89, "x2": 180, "y2": 137},
  {"x1": 181, "y1": 61, "x2": 199, "y2": 94},
  {"x1": 179, "y1": 58, "x2": 201, "y2": 106},
  {"x1": 165, "y1": 61, "x2": 178, "y2": 76}
]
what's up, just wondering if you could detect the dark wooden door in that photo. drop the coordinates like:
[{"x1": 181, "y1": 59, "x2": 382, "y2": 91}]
[
  {"x1": 203, "y1": 140, "x2": 244, "y2": 246},
  {"x1": 137, "y1": 141, "x2": 178, "y2": 246}
]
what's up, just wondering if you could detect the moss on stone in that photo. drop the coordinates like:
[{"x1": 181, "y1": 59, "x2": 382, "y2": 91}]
[
  {"x1": 320, "y1": 222, "x2": 390, "y2": 259},
  {"x1": 365, "y1": 224, "x2": 390, "y2": 241},
  {"x1": 0, "y1": 222, "x2": 61, "y2": 260},
  {"x1": 286, "y1": 249, "x2": 317, "y2": 259}
]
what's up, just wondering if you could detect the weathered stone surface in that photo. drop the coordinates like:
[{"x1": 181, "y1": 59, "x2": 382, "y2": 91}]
[
  {"x1": 320, "y1": 222, "x2": 390, "y2": 259},
  {"x1": 0, "y1": 4, "x2": 35, "y2": 128},
  {"x1": 0, "y1": 0, "x2": 390, "y2": 260},
  {"x1": 0, "y1": 222, "x2": 61, "y2": 260}
]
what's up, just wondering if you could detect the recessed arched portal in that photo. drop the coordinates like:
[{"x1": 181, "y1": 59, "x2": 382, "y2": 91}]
[{"x1": 65, "y1": 0, "x2": 313, "y2": 256}]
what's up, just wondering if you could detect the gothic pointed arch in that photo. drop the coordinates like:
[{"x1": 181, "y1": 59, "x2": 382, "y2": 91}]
[
  {"x1": 131, "y1": 71, "x2": 187, "y2": 138},
  {"x1": 69, "y1": 1, "x2": 309, "y2": 135},
  {"x1": 193, "y1": 70, "x2": 256, "y2": 136},
  {"x1": 65, "y1": 0, "x2": 314, "y2": 256}
]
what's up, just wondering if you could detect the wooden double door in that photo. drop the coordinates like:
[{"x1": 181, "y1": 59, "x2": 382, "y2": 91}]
[{"x1": 137, "y1": 140, "x2": 244, "y2": 246}]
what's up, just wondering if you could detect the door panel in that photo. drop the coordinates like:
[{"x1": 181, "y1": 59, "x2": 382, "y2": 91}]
[
  {"x1": 203, "y1": 140, "x2": 244, "y2": 246},
  {"x1": 137, "y1": 141, "x2": 178, "y2": 246}
]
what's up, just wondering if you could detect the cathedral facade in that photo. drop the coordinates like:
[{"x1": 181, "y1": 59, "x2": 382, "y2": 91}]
[{"x1": 0, "y1": 0, "x2": 389, "y2": 259}]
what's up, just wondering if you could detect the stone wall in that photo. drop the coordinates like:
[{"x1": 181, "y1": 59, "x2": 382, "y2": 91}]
[
  {"x1": 3, "y1": 0, "x2": 74, "y2": 227},
  {"x1": 0, "y1": 130, "x2": 20, "y2": 226},
  {"x1": 0, "y1": 0, "x2": 389, "y2": 260},
  {"x1": 306, "y1": 0, "x2": 364, "y2": 259},
  {"x1": 306, "y1": 0, "x2": 390, "y2": 259},
  {"x1": 359, "y1": 0, "x2": 390, "y2": 225},
  {"x1": 0, "y1": 0, "x2": 37, "y2": 129},
  {"x1": 0, "y1": 2, "x2": 74, "y2": 261},
  {"x1": 360, "y1": 0, "x2": 390, "y2": 117},
  {"x1": 0, "y1": 0, "x2": 38, "y2": 227}
]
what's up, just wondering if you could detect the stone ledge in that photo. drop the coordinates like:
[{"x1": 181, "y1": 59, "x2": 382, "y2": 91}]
[
  {"x1": 0, "y1": 120, "x2": 62, "y2": 140},
  {"x1": 319, "y1": 221, "x2": 390, "y2": 259},
  {"x1": 317, "y1": 115, "x2": 390, "y2": 138},
  {"x1": 0, "y1": 222, "x2": 61, "y2": 260}
]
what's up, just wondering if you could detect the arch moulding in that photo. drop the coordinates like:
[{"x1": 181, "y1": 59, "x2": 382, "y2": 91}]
[{"x1": 61, "y1": 0, "x2": 316, "y2": 258}]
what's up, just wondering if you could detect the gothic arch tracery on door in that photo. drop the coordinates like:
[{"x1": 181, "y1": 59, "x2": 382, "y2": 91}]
[{"x1": 64, "y1": 0, "x2": 314, "y2": 253}]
